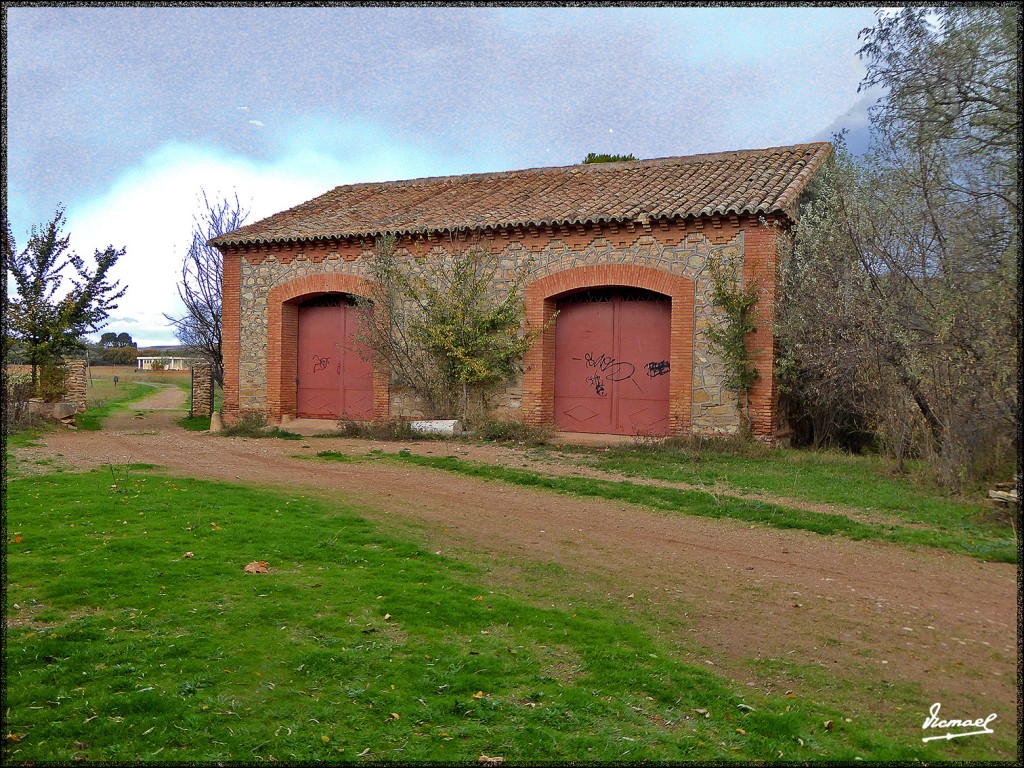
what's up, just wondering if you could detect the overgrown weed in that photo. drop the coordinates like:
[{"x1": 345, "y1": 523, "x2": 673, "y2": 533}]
[
  {"x1": 217, "y1": 413, "x2": 301, "y2": 439},
  {"x1": 472, "y1": 418, "x2": 553, "y2": 446}
]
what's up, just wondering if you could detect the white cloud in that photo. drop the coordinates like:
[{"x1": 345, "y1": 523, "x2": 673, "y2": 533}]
[
  {"x1": 62, "y1": 144, "x2": 345, "y2": 345},
  {"x1": 248, "y1": 120, "x2": 265, "y2": 127},
  {"x1": 62, "y1": 128, "x2": 460, "y2": 346}
]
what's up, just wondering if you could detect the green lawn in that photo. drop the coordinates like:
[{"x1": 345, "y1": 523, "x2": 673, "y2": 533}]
[
  {"x1": 6, "y1": 467, "x2": 1012, "y2": 763},
  {"x1": 582, "y1": 445, "x2": 995, "y2": 528}
]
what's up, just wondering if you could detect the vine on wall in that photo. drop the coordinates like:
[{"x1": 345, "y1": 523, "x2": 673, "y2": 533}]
[{"x1": 704, "y1": 253, "x2": 760, "y2": 430}]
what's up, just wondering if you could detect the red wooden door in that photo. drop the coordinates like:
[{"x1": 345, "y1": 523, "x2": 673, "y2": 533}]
[
  {"x1": 296, "y1": 296, "x2": 374, "y2": 419},
  {"x1": 554, "y1": 289, "x2": 670, "y2": 435}
]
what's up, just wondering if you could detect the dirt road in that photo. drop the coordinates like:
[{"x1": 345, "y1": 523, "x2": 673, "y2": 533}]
[{"x1": 14, "y1": 385, "x2": 1019, "y2": 737}]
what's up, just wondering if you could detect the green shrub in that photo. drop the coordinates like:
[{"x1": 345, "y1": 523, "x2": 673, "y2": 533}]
[{"x1": 38, "y1": 363, "x2": 68, "y2": 402}]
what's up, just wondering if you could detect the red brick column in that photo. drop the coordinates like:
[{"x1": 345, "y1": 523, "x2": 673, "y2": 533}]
[
  {"x1": 742, "y1": 216, "x2": 783, "y2": 442},
  {"x1": 220, "y1": 249, "x2": 242, "y2": 425}
]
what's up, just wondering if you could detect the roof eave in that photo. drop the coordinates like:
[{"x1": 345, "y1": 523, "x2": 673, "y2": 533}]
[{"x1": 208, "y1": 204, "x2": 808, "y2": 249}]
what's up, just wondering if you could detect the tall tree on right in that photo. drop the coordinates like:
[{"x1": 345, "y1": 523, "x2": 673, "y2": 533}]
[
  {"x1": 164, "y1": 190, "x2": 249, "y2": 387},
  {"x1": 776, "y1": 7, "x2": 1019, "y2": 489}
]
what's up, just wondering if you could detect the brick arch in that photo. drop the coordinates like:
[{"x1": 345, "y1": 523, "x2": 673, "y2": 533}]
[
  {"x1": 267, "y1": 273, "x2": 389, "y2": 423},
  {"x1": 522, "y1": 264, "x2": 694, "y2": 434}
]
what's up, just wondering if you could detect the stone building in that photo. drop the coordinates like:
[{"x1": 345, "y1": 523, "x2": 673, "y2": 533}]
[{"x1": 211, "y1": 143, "x2": 831, "y2": 438}]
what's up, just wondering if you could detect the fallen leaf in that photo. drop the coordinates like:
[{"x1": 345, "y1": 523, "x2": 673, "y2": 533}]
[
  {"x1": 388, "y1": 712, "x2": 400, "y2": 720},
  {"x1": 824, "y1": 720, "x2": 834, "y2": 730},
  {"x1": 244, "y1": 561, "x2": 270, "y2": 574},
  {"x1": 479, "y1": 757, "x2": 504, "y2": 765},
  {"x1": 384, "y1": 613, "x2": 391, "y2": 620},
  {"x1": 472, "y1": 691, "x2": 484, "y2": 699},
  {"x1": 182, "y1": 552, "x2": 194, "y2": 559},
  {"x1": 736, "y1": 728, "x2": 746, "y2": 735}
]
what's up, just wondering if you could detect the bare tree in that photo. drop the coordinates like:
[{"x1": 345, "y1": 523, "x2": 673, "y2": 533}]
[{"x1": 164, "y1": 190, "x2": 248, "y2": 386}]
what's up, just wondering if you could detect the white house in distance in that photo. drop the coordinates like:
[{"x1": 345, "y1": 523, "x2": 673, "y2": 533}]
[{"x1": 136, "y1": 346, "x2": 200, "y2": 371}]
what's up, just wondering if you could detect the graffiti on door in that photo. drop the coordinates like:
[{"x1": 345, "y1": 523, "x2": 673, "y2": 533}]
[
  {"x1": 577, "y1": 351, "x2": 644, "y2": 396},
  {"x1": 644, "y1": 360, "x2": 670, "y2": 378}
]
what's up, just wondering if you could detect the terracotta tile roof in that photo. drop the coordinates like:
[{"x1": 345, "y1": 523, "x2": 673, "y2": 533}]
[{"x1": 211, "y1": 143, "x2": 831, "y2": 247}]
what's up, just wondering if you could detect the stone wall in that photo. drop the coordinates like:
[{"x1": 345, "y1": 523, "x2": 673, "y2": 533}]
[
  {"x1": 191, "y1": 362, "x2": 213, "y2": 418},
  {"x1": 222, "y1": 215, "x2": 780, "y2": 436},
  {"x1": 64, "y1": 359, "x2": 87, "y2": 413}
]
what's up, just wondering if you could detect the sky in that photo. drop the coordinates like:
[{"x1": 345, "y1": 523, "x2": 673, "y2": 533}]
[{"x1": 5, "y1": 5, "x2": 883, "y2": 347}]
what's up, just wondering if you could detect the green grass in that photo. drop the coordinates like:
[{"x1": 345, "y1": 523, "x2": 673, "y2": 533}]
[
  {"x1": 74, "y1": 381, "x2": 156, "y2": 430},
  {"x1": 370, "y1": 452, "x2": 1016, "y2": 563},
  {"x1": 584, "y1": 444, "x2": 991, "y2": 528},
  {"x1": 7, "y1": 467, "x2": 1011, "y2": 762}
]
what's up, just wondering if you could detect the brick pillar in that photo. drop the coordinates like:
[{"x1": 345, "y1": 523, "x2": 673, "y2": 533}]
[
  {"x1": 64, "y1": 359, "x2": 88, "y2": 413},
  {"x1": 191, "y1": 362, "x2": 213, "y2": 418}
]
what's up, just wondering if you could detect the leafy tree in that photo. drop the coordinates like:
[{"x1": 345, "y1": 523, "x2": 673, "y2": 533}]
[
  {"x1": 4, "y1": 207, "x2": 126, "y2": 389},
  {"x1": 858, "y1": 6, "x2": 1019, "y2": 216},
  {"x1": 777, "y1": 6, "x2": 1018, "y2": 488},
  {"x1": 164, "y1": 190, "x2": 248, "y2": 386},
  {"x1": 105, "y1": 344, "x2": 139, "y2": 366},
  {"x1": 581, "y1": 152, "x2": 637, "y2": 164},
  {"x1": 359, "y1": 236, "x2": 549, "y2": 422},
  {"x1": 97, "y1": 330, "x2": 134, "y2": 348}
]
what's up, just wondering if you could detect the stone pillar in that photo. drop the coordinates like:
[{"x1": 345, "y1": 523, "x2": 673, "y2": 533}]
[
  {"x1": 64, "y1": 359, "x2": 88, "y2": 413},
  {"x1": 191, "y1": 362, "x2": 213, "y2": 418}
]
